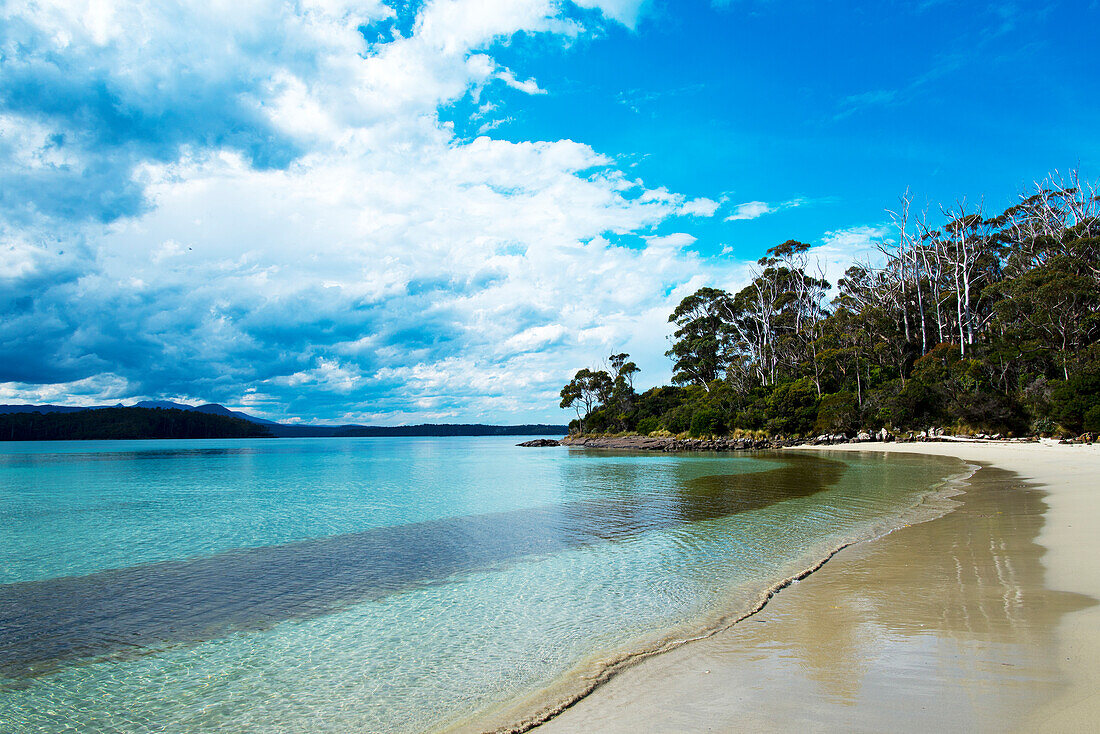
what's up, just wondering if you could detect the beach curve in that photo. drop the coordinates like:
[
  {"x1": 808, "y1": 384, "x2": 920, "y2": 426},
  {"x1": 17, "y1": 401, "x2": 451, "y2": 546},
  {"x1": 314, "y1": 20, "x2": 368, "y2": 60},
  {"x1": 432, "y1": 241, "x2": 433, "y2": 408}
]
[{"x1": 528, "y1": 440, "x2": 1100, "y2": 733}]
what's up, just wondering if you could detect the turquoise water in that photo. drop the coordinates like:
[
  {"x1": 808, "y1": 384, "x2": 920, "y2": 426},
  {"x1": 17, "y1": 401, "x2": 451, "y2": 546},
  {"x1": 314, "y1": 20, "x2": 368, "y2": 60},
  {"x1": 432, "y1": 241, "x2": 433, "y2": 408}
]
[{"x1": 0, "y1": 437, "x2": 964, "y2": 732}]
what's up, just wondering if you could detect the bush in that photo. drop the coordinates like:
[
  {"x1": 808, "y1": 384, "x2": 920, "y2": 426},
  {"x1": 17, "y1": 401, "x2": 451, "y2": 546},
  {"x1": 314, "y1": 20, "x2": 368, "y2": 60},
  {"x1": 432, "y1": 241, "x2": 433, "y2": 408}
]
[
  {"x1": 689, "y1": 407, "x2": 725, "y2": 437},
  {"x1": 664, "y1": 405, "x2": 693, "y2": 434},
  {"x1": 814, "y1": 392, "x2": 859, "y2": 434},
  {"x1": 1052, "y1": 371, "x2": 1100, "y2": 434},
  {"x1": 764, "y1": 379, "x2": 819, "y2": 436},
  {"x1": 583, "y1": 408, "x2": 612, "y2": 434},
  {"x1": 1085, "y1": 405, "x2": 1100, "y2": 433},
  {"x1": 636, "y1": 416, "x2": 659, "y2": 436}
]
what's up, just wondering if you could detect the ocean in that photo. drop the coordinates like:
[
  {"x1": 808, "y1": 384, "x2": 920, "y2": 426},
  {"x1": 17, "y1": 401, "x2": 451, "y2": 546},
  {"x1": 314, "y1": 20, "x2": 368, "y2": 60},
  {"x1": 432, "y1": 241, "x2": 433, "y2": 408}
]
[{"x1": 0, "y1": 436, "x2": 966, "y2": 732}]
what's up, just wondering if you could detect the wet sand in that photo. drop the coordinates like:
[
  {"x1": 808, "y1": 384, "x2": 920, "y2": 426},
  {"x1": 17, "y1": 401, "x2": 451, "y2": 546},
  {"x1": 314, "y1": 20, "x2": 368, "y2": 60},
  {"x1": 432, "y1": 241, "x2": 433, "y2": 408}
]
[{"x1": 535, "y1": 442, "x2": 1100, "y2": 733}]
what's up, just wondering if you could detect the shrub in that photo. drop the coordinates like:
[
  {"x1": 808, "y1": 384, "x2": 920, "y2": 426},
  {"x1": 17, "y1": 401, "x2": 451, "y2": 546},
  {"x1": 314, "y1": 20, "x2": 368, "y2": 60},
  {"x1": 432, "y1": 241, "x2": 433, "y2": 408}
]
[
  {"x1": 814, "y1": 392, "x2": 859, "y2": 434},
  {"x1": 1052, "y1": 371, "x2": 1100, "y2": 434},
  {"x1": 689, "y1": 407, "x2": 725, "y2": 437},
  {"x1": 636, "y1": 416, "x2": 659, "y2": 436},
  {"x1": 664, "y1": 405, "x2": 693, "y2": 434},
  {"x1": 1085, "y1": 405, "x2": 1100, "y2": 433},
  {"x1": 764, "y1": 378, "x2": 819, "y2": 436}
]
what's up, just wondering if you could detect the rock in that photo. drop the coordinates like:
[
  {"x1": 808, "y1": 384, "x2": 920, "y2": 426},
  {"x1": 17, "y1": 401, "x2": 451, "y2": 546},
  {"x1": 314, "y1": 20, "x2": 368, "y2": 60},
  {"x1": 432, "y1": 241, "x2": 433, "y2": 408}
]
[
  {"x1": 517, "y1": 438, "x2": 561, "y2": 447},
  {"x1": 856, "y1": 431, "x2": 872, "y2": 442}
]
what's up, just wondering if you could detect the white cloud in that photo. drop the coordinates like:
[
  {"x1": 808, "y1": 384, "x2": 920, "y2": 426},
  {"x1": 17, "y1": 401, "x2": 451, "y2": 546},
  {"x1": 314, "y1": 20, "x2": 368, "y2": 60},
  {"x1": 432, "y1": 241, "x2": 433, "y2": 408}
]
[
  {"x1": 725, "y1": 197, "x2": 806, "y2": 221},
  {"x1": 572, "y1": 0, "x2": 650, "y2": 28},
  {"x1": 0, "y1": 374, "x2": 134, "y2": 405},
  {"x1": 273, "y1": 359, "x2": 362, "y2": 393},
  {"x1": 810, "y1": 224, "x2": 890, "y2": 292},
  {"x1": 644, "y1": 232, "x2": 696, "y2": 250},
  {"x1": 0, "y1": 0, "x2": 744, "y2": 423},
  {"x1": 503, "y1": 324, "x2": 568, "y2": 353},
  {"x1": 494, "y1": 68, "x2": 547, "y2": 95},
  {"x1": 678, "y1": 197, "x2": 721, "y2": 217}
]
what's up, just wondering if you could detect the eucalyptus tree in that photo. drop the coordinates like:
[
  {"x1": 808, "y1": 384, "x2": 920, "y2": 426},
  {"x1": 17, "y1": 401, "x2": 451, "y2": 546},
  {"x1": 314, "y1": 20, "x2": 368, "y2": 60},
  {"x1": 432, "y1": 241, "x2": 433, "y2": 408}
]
[
  {"x1": 559, "y1": 368, "x2": 613, "y2": 431},
  {"x1": 666, "y1": 287, "x2": 732, "y2": 391}
]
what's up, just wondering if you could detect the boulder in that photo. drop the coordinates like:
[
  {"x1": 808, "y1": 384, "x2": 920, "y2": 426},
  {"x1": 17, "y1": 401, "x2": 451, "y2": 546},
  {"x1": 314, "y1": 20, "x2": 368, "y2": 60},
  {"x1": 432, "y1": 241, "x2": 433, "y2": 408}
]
[{"x1": 517, "y1": 438, "x2": 561, "y2": 447}]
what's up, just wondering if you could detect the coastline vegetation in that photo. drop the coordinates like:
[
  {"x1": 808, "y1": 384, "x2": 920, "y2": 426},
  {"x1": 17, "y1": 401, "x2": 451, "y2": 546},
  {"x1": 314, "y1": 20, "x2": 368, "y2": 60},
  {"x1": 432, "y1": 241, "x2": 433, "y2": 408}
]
[
  {"x1": 562, "y1": 171, "x2": 1100, "y2": 439},
  {"x1": 0, "y1": 407, "x2": 274, "y2": 441}
]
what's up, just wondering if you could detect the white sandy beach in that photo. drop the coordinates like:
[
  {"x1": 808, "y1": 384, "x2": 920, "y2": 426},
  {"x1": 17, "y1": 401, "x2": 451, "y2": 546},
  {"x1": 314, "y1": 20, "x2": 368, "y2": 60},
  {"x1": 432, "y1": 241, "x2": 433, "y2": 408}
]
[{"x1": 535, "y1": 441, "x2": 1100, "y2": 733}]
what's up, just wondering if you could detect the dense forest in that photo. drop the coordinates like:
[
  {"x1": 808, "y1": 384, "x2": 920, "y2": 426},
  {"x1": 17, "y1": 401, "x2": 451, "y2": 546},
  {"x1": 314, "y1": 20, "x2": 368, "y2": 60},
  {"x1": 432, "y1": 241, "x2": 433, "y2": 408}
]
[
  {"x1": 0, "y1": 408, "x2": 274, "y2": 441},
  {"x1": 561, "y1": 171, "x2": 1100, "y2": 439}
]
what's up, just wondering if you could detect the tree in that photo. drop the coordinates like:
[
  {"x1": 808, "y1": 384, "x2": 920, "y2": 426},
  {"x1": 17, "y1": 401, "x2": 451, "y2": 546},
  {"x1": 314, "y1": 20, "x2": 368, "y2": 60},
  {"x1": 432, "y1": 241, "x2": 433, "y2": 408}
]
[
  {"x1": 559, "y1": 368, "x2": 613, "y2": 432},
  {"x1": 666, "y1": 287, "x2": 731, "y2": 390},
  {"x1": 607, "y1": 352, "x2": 641, "y2": 431},
  {"x1": 559, "y1": 353, "x2": 640, "y2": 433},
  {"x1": 565, "y1": 168, "x2": 1099, "y2": 438}
]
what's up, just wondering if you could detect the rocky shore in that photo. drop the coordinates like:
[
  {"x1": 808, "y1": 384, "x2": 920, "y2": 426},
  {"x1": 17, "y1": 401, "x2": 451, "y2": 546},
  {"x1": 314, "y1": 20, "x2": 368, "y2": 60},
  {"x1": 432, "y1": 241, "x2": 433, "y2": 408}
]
[
  {"x1": 518, "y1": 430, "x2": 1065, "y2": 452},
  {"x1": 556, "y1": 435, "x2": 798, "y2": 451}
]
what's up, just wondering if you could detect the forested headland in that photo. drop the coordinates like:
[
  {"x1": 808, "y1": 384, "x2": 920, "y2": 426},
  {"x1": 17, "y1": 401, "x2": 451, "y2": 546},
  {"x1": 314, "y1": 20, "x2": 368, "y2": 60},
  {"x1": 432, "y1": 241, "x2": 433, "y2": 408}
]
[
  {"x1": 0, "y1": 403, "x2": 569, "y2": 441},
  {"x1": 0, "y1": 407, "x2": 274, "y2": 441},
  {"x1": 561, "y1": 172, "x2": 1100, "y2": 439}
]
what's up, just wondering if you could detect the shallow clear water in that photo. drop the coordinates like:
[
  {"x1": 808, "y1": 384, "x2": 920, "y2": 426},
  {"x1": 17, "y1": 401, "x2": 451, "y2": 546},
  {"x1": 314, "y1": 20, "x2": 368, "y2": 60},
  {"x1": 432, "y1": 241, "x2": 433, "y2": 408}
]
[{"x1": 0, "y1": 437, "x2": 962, "y2": 732}]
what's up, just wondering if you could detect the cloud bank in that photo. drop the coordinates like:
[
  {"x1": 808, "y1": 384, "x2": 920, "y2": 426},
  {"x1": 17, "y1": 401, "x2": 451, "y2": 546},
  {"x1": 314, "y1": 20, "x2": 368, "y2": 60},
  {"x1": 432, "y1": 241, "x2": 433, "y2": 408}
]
[{"x1": 2, "y1": 0, "x2": 757, "y2": 423}]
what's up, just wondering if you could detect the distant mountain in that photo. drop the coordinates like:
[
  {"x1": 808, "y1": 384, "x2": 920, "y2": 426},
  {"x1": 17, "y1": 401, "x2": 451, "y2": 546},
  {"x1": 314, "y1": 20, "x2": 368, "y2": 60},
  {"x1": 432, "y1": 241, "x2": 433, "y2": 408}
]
[
  {"x1": 133, "y1": 400, "x2": 281, "y2": 426},
  {"x1": 0, "y1": 402, "x2": 567, "y2": 439},
  {"x1": 133, "y1": 400, "x2": 194, "y2": 410},
  {"x1": 192, "y1": 403, "x2": 282, "y2": 426}
]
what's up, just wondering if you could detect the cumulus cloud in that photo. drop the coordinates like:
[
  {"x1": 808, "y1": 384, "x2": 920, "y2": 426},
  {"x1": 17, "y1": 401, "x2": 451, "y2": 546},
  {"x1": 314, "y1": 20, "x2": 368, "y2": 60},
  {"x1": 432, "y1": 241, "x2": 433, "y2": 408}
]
[
  {"x1": 678, "y1": 197, "x2": 721, "y2": 217},
  {"x1": 0, "y1": 0, "x2": 732, "y2": 423}
]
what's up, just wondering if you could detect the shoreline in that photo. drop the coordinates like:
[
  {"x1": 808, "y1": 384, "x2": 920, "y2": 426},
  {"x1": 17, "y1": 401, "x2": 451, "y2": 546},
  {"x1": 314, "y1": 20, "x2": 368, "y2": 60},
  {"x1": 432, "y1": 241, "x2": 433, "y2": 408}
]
[
  {"x1": 452, "y1": 449, "x2": 974, "y2": 733},
  {"x1": 530, "y1": 441, "x2": 1100, "y2": 733}
]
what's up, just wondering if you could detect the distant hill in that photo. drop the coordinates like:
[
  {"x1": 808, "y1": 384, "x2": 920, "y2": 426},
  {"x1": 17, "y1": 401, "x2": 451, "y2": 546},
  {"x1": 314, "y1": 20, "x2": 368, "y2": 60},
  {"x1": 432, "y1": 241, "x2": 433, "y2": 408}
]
[
  {"x1": 0, "y1": 403, "x2": 567, "y2": 439},
  {"x1": 133, "y1": 401, "x2": 281, "y2": 426},
  {"x1": 0, "y1": 404, "x2": 110, "y2": 415},
  {"x1": 332, "y1": 424, "x2": 568, "y2": 437},
  {"x1": 0, "y1": 407, "x2": 273, "y2": 441}
]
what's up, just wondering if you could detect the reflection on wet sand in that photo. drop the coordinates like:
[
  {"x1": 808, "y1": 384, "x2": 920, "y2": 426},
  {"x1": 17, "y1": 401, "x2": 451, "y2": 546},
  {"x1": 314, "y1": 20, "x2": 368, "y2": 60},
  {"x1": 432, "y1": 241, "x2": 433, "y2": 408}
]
[{"x1": 537, "y1": 464, "x2": 1095, "y2": 733}]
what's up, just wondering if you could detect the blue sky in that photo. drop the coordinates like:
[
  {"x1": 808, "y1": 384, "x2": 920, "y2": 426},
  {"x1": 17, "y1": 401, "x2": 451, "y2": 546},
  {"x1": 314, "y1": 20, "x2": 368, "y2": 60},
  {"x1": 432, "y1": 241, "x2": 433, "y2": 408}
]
[{"x1": 1, "y1": 0, "x2": 1096, "y2": 424}]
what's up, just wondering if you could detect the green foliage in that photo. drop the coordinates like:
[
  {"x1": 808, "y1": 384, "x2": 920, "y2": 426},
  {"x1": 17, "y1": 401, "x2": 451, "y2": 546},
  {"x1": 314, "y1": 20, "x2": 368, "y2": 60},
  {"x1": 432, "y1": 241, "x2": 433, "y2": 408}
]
[
  {"x1": 764, "y1": 379, "x2": 819, "y2": 436},
  {"x1": 664, "y1": 405, "x2": 693, "y2": 434},
  {"x1": 689, "y1": 407, "x2": 725, "y2": 437},
  {"x1": 1085, "y1": 406, "x2": 1100, "y2": 433},
  {"x1": 558, "y1": 354, "x2": 643, "y2": 433},
  {"x1": 666, "y1": 287, "x2": 731, "y2": 387},
  {"x1": 814, "y1": 392, "x2": 859, "y2": 434},
  {"x1": 1051, "y1": 370, "x2": 1100, "y2": 434},
  {"x1": 561, "y1": 173, "x2": 1100, "y2": 437}
]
